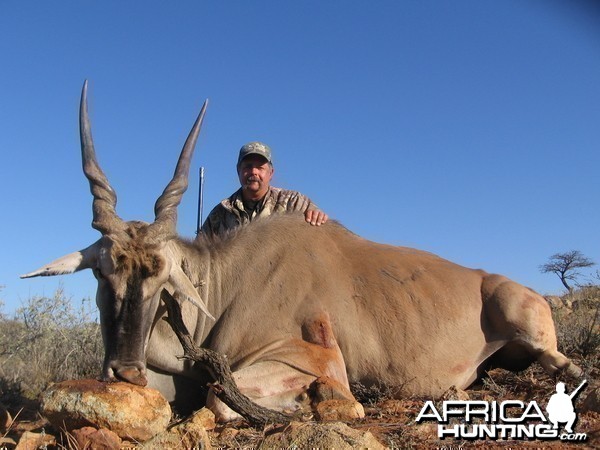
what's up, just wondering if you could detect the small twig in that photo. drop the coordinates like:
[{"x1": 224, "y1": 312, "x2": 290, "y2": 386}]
[{"x1": 162, "y1": 291, "x2": 292, "y2": 427}]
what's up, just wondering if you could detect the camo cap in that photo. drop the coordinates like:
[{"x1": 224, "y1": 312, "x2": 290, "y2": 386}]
[{"x1": 237, "y1": 141, "x2": 273, "y2": 166}]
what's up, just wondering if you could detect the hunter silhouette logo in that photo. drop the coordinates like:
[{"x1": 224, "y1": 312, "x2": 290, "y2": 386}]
[
  {"x1": 546, "y1": 380, "x2": 587, "y2": 434},
  {"x1": 416, "y1": 380, "x2": 588, "y2": 442}
]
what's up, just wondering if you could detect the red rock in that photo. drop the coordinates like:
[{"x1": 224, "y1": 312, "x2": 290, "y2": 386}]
[
  {"x1": 71, "y1": 427, "x2": 122, "y2": 450},
  {"x1": 15, "y1": 431, "x2": 55, "y2": 450},
  {"x1": 41, "y1": 379, "x2": 171, "y2": 442}
]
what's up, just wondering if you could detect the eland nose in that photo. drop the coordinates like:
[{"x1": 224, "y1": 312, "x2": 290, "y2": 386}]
[{"x1": 107, "y1": 361, "x2": 148, "y2": 386}]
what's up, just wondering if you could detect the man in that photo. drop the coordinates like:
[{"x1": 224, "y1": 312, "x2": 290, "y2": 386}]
[{"x1": 201, "y1": 141, "x2": 328, "y2": 237}]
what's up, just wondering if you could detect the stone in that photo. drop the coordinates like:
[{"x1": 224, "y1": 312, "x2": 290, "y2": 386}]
[
  {"x1": 259, "y1": 421, "x2": 385, "y2": 449},
  {"x1": 41, "y1": 379, "x2": 171, "y2": 442},
  {"x1": 71, "y1": 427, "x2": 122, "y2": 450},
  {"x1": 141, "y1": 423, "x2": 213, "y2": 450},
  {"x1": 187, "y1": 407, "x2": 216, "y2": 431},
  {"x1": 440, "y1": 385, "x2": 470, "y2": 402},
  {"x1": 172, "y1": 420, "x2": 212, "y2": 450},
  {"x1": 165, "y1": 408, "x2": 214, "y2": 449},
  {"x1": 15, "y1": 431, "x2": 55, "y2": 450},
  {"x1": 315, "y1": 399, "x2": 365, "y2": 421},
  {"x1": 137, "y1": 408, "x2": 216, "y2": 449},
  {"x1": 411, "y1": 422, "x2": 439, "y2": 441}
]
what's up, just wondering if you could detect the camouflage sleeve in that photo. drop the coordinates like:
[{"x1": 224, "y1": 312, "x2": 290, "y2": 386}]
[
  {"x1": 201, "y1": 205, "x2": 225, "y2": 236},
  {"x1": 284, "y1": 191, "x2": 319, "y2": 213}
]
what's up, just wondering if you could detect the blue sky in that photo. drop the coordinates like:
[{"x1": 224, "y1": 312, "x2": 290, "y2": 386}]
[{"x1": 1, "y1": 1, "x2": 599, "y2": 313}]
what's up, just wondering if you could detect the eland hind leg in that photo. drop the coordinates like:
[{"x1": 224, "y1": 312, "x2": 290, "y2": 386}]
[{"x1": 482, "y1": 275, "x2": 582, "y2": 378}]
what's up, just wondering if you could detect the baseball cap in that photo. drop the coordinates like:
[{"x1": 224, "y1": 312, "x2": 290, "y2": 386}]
[{"x1": 237, "y1": 142, "x2": 273, "y2": 165}]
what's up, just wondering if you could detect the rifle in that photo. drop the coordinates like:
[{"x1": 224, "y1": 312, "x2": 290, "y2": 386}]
[{"x1": 196, "y1": 166, "x2": 205, "y2": 234}]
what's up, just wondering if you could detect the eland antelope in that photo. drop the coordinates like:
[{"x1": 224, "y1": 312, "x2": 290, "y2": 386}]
[{"x1": 22, "y1": 82, "x2": 581, "y2": 421}]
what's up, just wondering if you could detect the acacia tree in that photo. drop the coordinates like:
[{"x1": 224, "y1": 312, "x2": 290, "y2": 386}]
[{"x1": 540, "y1": 250, "x2": 596, "y2": 292}]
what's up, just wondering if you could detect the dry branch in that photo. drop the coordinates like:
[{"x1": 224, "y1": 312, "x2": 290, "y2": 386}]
[{"x1": 162, "y1": 292, "x2": 293, "y2": 427}]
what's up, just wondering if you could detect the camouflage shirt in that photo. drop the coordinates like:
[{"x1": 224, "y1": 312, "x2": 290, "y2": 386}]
[{"x1": 201, "y1": 186, "x2": 319, "y2": 237}]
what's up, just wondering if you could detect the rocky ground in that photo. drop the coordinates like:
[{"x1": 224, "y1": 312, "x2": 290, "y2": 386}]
[
  {"x1": 1, "y1": 363, "x2": 599, "y2": 449},
  {"x1": 4, "y1": 289, "x2": 600, "y2": 448},
  {"x1": 207, "y1": 365, "x2": 600, "y2": 449}
]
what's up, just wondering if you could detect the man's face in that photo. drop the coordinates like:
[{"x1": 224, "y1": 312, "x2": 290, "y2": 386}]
[{"x1": 237, "y1": 154, "x2": 274, "y2": 200}]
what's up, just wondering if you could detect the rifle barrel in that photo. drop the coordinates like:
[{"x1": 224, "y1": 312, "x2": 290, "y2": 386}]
[{"x1": 196, "y1": 166, "x2": 205, "y2": 234}]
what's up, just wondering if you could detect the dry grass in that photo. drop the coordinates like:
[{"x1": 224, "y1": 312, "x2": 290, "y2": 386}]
[
  {"x1": 0, "y1": 289, "x2": 102, "y2": 411},
  {"x1": 554, "y1": 286, "x2": 600, "y2": 371}
]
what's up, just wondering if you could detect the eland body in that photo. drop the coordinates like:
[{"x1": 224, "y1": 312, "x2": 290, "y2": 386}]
[{"x1": 23, "y1": 83, "x2": 581, "y2": 420}]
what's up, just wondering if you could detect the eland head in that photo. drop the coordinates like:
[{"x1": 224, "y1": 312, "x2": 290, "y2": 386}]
[{"x1": 21, "y1": 81, "x2": 213, "y2": 386}]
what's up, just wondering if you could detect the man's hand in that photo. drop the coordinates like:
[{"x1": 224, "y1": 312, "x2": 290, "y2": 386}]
[{"x1": 305, "y1": 209, "x2": 329, "y2": 226}]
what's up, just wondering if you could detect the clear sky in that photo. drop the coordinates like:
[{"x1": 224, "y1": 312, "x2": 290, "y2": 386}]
[{"x1": 1, "y1": 1, "x2": 599, "y2": 314}]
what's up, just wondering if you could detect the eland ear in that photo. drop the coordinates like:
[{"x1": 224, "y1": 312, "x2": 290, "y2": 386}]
[
  {"x1": 21, "y1": 241, "x2": 101, "y2": 278},
  {"x1": 165, "y1": 264, "x2": 215, "y2": 321}
]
